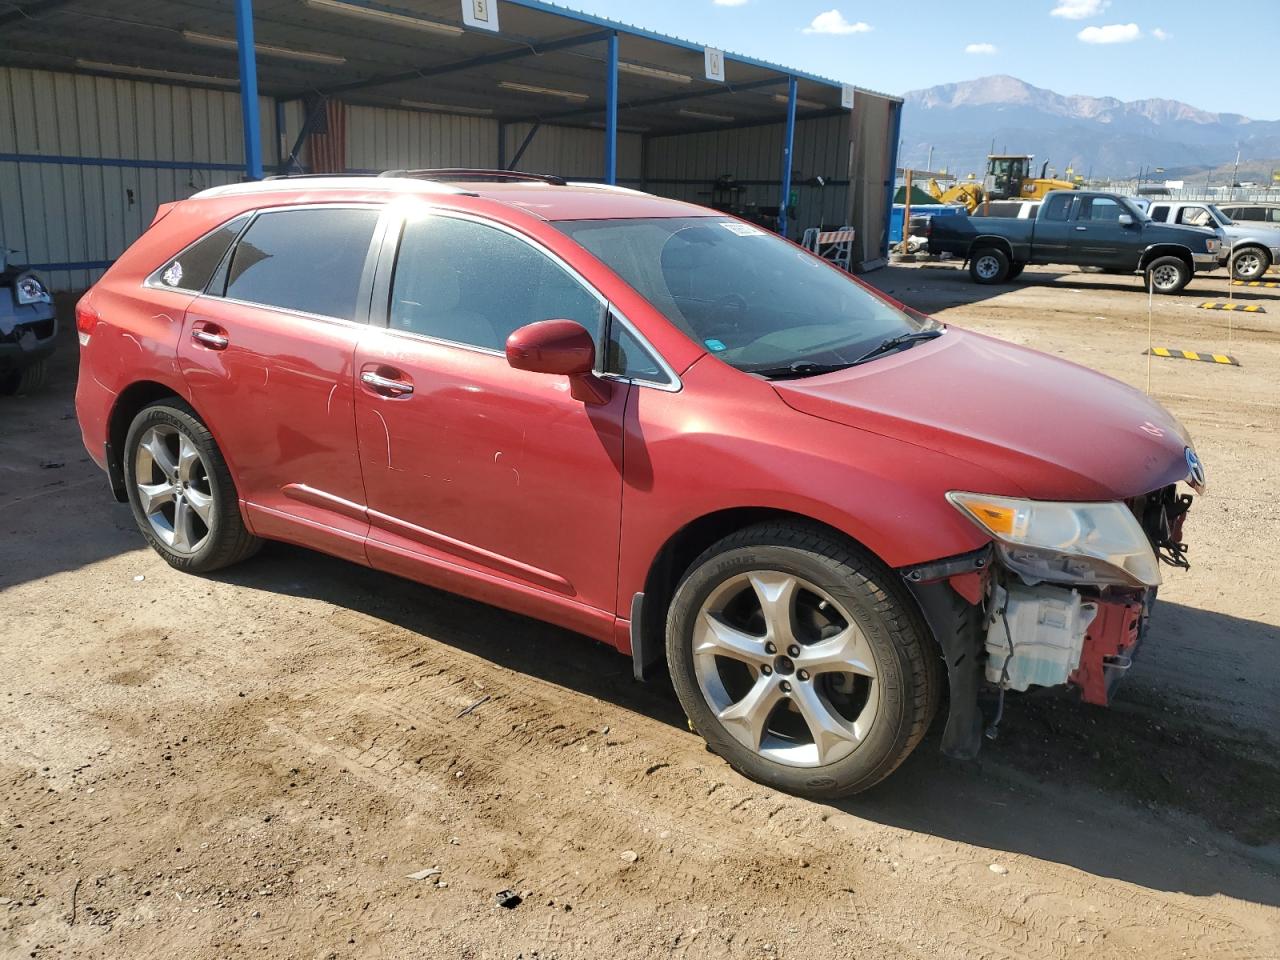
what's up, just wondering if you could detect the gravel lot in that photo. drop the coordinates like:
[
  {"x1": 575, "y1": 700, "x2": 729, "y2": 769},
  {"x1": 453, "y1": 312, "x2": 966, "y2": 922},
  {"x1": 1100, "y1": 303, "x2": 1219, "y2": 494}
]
[{"x1": 2, "y1": 263, "x2": 1278, "y2": 959}]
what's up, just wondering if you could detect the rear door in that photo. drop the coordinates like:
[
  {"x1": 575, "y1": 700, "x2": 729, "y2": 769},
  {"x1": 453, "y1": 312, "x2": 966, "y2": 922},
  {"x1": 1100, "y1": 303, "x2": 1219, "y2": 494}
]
[
  {"x1": 1028, "y1": 192, "x2": 1077, "y2": 262},
  {"x1": 177, "y1": 204, "x2": 384, "y2": 563}
]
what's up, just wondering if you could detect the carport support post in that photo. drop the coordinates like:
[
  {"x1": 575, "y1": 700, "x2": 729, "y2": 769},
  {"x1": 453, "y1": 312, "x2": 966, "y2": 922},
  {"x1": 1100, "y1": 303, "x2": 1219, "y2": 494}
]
[
  {"x1": 605, "y1": 31, "x2": 619, "y2": 185},
  {"x1": 778, "y1": 75, "x2": 798, "y2": 238},
  {"x1": 234, "y1": 0, "x2": 264, "y2": 180}
]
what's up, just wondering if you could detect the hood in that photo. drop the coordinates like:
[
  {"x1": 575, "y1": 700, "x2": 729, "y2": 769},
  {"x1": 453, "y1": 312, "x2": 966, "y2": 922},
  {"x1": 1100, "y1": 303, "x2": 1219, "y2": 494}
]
[{"x1": 774, "y1": 328, "x2": 1194, "y2": 501}]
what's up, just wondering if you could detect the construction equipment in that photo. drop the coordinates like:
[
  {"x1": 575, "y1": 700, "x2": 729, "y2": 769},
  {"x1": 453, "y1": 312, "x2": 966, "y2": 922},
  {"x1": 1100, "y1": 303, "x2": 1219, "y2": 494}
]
[{"x1": 926, "y1": 155, "x2": 1078, "y2": 213}]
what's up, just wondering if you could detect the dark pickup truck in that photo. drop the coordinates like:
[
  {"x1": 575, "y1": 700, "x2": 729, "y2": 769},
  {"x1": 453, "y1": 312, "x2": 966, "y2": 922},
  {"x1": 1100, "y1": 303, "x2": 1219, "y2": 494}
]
[{"x1": 927, "y1": 190, "x2": 1222, "y2": 294}]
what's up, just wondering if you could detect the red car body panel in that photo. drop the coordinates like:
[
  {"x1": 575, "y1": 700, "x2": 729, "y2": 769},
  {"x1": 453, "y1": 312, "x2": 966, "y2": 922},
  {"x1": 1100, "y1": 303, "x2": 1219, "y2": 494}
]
[{"x1": 75, "y1": 179, "x2": 1193, "y2": 665}]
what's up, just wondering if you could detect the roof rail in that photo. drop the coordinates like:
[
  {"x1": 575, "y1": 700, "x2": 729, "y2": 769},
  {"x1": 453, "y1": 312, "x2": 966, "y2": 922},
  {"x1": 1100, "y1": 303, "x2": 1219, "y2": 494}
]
[
  {"x1": 380, "y1": 168, "x2": 568, "y2": 186},
  {"x1": 261, "y1": 172, "x2": 378, "y2": 181}
]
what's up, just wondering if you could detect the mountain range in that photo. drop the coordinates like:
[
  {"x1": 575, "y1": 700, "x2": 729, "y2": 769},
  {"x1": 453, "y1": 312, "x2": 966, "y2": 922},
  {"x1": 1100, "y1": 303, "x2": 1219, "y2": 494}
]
[{"x1": 898, "y1": 75, "x2": 1280, "y2": 181}]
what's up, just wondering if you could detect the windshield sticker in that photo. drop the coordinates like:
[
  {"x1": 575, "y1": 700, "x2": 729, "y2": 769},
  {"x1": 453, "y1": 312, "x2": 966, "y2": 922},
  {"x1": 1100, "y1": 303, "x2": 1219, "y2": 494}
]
[
  {"x1": 719, "y1": 221, "x2": 766, "y2": 238},
  {"x1": 704, "y1": 338, "x2": 728, "y2": 352}
]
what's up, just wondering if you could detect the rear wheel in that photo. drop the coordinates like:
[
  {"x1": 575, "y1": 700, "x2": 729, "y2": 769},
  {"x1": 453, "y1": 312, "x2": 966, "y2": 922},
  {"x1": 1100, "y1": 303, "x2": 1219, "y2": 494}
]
[
  {"x1": 969, "y1": 247, "x2": 1010, "y2": 284},
  {"x1": 123, "y1": 400, "x2": 261, "y2": 573},
  {"x1": 0, "y1": 357, "x2": 48, "y2": 396},
  {"x1": 1230, "y1": 246, "x2": 1270, "y2": 281},
  {"x1": 1145, "y1": 255, "x2": 1190, "y2": 294},
  {"x1": 666, "y1": 523, "x2": 940, "y2": 799}
]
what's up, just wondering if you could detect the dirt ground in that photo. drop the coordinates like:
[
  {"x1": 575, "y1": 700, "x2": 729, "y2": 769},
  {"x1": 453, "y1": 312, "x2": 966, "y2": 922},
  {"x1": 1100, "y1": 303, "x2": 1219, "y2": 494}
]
[{"x1": 2, "y1": 263, "x2": 1278, "y2": 960}]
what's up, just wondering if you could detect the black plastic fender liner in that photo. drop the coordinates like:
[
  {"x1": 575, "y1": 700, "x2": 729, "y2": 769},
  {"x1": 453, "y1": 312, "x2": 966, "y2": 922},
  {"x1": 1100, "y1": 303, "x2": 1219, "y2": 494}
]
[{"x1": 904, "y1": 578, "x2": 986, "y2": 759}]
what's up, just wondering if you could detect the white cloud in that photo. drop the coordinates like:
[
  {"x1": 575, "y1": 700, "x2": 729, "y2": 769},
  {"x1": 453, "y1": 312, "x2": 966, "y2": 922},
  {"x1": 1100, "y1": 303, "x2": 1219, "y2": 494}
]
[
  {"x1": 1051, "y1": 0, "x2": 1109, "y2": 18},
  {"x1": 965, "y1": 42, "x2": 998, "y2": 54},
  {"x1": 1152, "y1": 26, "x2": 1170, "y2": 40},
  {"x1": 1078, "y1": 22, "x2": 1141, "y2": 43},
  {"x1": 803, "y1": 10, "x2": 872, "y2": 35},
  {"x1": 713, "y1": 0, "x2": 748, "y2": 6}
]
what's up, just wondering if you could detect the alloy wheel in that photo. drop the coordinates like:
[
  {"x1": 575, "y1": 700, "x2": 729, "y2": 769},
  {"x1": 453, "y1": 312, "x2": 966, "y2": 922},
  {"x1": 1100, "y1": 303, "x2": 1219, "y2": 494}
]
[
  {"x1": 1233, "y1": 251, "x2": 1264, "y2": 280},
  {"x1": 692, "y1": 571, "x2": 880, "y2": 768},
  {"x1": 133, "y1": 424, "x2": 214, "y2": 554}
]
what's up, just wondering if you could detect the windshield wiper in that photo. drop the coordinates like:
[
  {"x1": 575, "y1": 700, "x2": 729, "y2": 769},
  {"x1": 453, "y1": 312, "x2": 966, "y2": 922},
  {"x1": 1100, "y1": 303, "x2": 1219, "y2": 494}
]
[
  {"x1": 851, "y1": 329, "x2": 944, "y2": 366},
  {"x1": 748, "y1": 360, "x2": 856, "y2": 380}
]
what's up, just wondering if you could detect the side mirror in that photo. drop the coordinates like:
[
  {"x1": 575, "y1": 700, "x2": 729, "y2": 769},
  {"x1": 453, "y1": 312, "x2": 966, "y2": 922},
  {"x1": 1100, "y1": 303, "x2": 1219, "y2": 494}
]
[
  {"x1": 1118, "y1": 213, "x2": 1134, "y2": 227},
  {"x1": 506, "y1": 319, "x2": 611, "y2": 405}
]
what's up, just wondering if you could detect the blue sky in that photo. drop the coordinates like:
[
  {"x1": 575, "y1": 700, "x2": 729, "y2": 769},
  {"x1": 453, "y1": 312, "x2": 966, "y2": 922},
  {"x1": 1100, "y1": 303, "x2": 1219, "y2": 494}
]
[{"x1": 562, "y1": 1, "x2": 1275, "y2": 120}]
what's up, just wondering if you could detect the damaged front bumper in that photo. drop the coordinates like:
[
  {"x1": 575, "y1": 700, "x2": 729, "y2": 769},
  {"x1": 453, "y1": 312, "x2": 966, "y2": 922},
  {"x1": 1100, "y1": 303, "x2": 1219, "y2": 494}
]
[{"x1": 901, "y1": 481, "x2": 1193, "y2": 759}]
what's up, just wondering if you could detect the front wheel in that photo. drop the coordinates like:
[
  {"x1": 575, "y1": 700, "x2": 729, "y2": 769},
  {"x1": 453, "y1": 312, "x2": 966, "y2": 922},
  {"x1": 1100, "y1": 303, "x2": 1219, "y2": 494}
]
[
  {"x1": 969, "y1": 247, "x2": 1010, "y2": 284},
  {"x1": 665, "y1": 524, "x2": 941, "y2": 800},
  {"x1": 0, "y1": 357, "x2": 48, "y2": 396},
  {"x1": 1145, "y1": 255, "x2": 1190, "y2": 294},
  {"x1": 123, "y1": 400, "x2": 261, "y2": 573},
  {"x1": 1230, "y1": 247, "x2": 1270, "y2": 281}
]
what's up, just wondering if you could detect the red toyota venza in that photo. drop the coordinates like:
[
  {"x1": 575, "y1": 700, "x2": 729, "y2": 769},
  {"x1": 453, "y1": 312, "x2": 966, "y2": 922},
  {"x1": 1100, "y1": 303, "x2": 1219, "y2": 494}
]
[{"x1": 75, "y1": 171, "x2": 1202, "y2": 797}]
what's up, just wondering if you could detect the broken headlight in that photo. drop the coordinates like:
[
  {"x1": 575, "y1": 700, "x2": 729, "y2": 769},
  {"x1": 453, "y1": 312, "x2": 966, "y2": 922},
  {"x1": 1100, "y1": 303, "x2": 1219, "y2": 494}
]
[
  {"x1": 947, "y1": 492, "x2": 1162, "y2": 588},
  {"x1": 15, "y1": 272, "x2": 51, "y2": 305}
]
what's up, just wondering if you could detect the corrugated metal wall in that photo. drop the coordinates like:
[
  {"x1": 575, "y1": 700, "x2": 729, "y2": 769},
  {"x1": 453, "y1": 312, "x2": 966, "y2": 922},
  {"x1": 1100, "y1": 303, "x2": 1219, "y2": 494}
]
[
  {"x1": 501, "y1": 123, "x2": 642, "y2": 182},
  {"x1": 345, "y1": 104, "x2": 498, "y2": 172},
  {"x1": 645, "y1": 114, "x2": 852, "y2": 236},
  {"x1": 0, "y1": 66, "x2": 276, "y2": 292}
]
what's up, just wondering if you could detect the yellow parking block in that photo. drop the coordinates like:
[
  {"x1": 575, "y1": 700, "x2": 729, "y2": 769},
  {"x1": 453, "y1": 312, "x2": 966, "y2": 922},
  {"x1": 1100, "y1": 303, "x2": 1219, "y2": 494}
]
[
  {"x1": 1231, "y1": 280, "x2": 1280, "y2": 288},
  {"x1": 1198, "y1": 301, "x2": 1266, "y2": 313},
  {"x1": 1147, "y1": 347, "x2": 1239, "y2": 366}
]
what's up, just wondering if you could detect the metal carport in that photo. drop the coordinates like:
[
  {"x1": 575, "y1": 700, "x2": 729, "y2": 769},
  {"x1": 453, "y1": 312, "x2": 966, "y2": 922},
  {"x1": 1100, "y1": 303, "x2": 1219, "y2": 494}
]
[{"x1": 0, "y1": 0, "x2": 903, "y2": 289}]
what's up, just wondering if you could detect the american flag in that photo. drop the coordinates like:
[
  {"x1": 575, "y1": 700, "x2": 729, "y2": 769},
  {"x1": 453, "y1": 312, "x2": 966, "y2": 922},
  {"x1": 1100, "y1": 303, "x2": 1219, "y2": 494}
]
[{"x1": 307, "y1": 99, "x2": 347, "y2": 174}]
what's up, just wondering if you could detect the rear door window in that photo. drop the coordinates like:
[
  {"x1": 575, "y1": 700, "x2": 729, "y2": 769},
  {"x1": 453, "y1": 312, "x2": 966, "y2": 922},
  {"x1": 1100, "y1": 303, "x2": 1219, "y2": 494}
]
[
  {"x1": 149, "y1": 215, "x2": 248, "y2": 292},
  {"x1": 1042, "y1": 194, "x2": 1073, "y2": 222},
  {"x1": 223, "y1": 207, "x2": 380, "y2": 319}
]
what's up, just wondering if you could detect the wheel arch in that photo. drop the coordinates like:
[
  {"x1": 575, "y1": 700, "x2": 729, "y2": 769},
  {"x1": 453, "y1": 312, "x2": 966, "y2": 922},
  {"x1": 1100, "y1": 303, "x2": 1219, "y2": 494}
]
[
  {"x1": 1138, "y1": 244, "x2": 1194, "y2": 272},
  {"x1": 967, "y1": 236, "x2": 1015, "y2": 261},
  {"x1": 104, "y1": 380, "x2": 192, "y2": 501},
  {"x1": 631, "y1": 506, "x2": 938, "y2": 681}
]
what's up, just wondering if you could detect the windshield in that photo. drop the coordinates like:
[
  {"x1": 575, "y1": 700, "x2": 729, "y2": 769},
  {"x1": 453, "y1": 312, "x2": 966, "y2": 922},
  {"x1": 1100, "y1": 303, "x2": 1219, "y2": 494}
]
[
  {"x1": 554, "y1": 217, "x2": 933, "y2": 373},
  {"x1": 1206, "y1": 204, "x2": 1232, "y2": 226}
]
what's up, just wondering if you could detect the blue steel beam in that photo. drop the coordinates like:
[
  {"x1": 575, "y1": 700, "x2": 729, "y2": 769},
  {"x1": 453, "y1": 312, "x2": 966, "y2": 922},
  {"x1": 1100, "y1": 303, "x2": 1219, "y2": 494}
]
[
  {"x1": 882, "y1": 99, "x2": 904, "y2": 258},
  {"x1": 604, "y1": 32, "x2": 618, "y2": 185},
  {"x1": 778, "y1": 76, "x2": 798, "y2": 239},
  {"x1": 233, "y1": 0, "x2": 264, "y2": 180},
  {"x1": 508, "y1": 122, "x2": 542, "y2": 170},
  {"x1": 302, "y1": 29, "x2": 613, "y2": 99}
]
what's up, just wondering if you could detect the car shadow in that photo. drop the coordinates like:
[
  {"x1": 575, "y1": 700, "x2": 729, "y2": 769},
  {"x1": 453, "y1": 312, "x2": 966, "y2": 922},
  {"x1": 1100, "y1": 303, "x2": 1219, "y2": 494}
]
[{"x1": 213, "y1": 544, "x2": 1280, "y2": 907}]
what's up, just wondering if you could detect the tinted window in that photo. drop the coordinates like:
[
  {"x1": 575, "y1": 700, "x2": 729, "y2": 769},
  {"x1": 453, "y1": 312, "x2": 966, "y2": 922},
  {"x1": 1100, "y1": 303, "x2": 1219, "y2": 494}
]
[
  {"x1": 224, "y1": 208, "x2": 380, "y2": 318},
  {"x1": 151, "y1": 215, "x2": 247, "y2": 292},
  {"x1": 1148, "y1": 205, "x2": 1169, "y2": 223},
  {"x1": 1042, "y1": 194, "x2": 1073, "y2": 222},
  {"x1": 390, "y1": 215, "x2": 604, "y2": 352},
  {"x1": 984, "y1": 201, "x2": 1021, "y2": 218}
]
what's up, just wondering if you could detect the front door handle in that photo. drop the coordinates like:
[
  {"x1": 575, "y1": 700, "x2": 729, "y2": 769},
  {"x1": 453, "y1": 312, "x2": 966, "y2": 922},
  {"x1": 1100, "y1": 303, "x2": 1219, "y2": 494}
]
[
  {"x1": 191, "y1": 327, "x2": 229, "y2": 350},
  {"x1": 1075, "y1": 226, "x2": 1088, "y2": 231},
  {"x1": 361, "y1": 370, "x2": 414, "y2": 396}
]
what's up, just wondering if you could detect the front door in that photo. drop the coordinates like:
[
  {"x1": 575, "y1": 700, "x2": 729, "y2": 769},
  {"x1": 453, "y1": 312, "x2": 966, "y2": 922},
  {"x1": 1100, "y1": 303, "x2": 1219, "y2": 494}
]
[
  {"x1": 353, "y1": 210, "x2": 629, "y2": 634},
  {"x1": 178, "y1": 205, "x2": 383, "y2": 563}
]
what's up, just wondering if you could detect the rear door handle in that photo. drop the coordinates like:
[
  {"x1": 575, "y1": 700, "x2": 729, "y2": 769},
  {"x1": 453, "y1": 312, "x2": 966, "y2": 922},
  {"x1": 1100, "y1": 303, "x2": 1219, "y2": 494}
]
[
  {"x1": 361, "y1": 370, "x2": 414, "y2": 397},
  {"x1": 1075, "y1": 226, "x2": 1088, "y2": 231},
  {"x1": 191, "y1": 327, "x2": 229, "y2": 350}
]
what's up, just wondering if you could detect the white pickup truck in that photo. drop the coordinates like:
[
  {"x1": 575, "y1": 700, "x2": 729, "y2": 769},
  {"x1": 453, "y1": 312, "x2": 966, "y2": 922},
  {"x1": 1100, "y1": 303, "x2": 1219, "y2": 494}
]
[{"x1": 1137, "y1": 199, "x2": 1280, "y2": 281}]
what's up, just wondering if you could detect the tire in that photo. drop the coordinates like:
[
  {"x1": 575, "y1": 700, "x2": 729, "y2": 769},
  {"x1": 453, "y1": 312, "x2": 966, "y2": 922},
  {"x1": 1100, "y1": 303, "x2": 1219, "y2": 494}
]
[
  {"x1": 1007, "y1": 262, "x2": 1026, "y2": 279},
  {"x1": 0, "y1": 357, "x2": 48, "y2": 396},
  {"x1": 1230, "y1": 246, "x2": 1270, "y2": 282},
  {"x1": 1145, "y1": 255, "x2": 1190, "y2": 295},
  {"x1": 969, "y1": 247, "x2": 1010, "y2": 285},
  {"x1": 665, "y1": 523, "x2": 941, "y2": 800},
  {"x1": 123, "y1": 400, "x2": 261, "y2": 573}
]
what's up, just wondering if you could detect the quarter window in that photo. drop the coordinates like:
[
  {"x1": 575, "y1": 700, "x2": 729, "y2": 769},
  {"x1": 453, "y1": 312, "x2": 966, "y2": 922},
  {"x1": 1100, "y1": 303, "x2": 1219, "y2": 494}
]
[
  {"x1": 223, "y1": 208, "x2": 380, "y2": 319},
  {"x1": 390, "y1": 215, "x2": 605, "y2": 352},
  {"x1": 150, "y1": 215, "x2": 248, "y2": 292}
]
